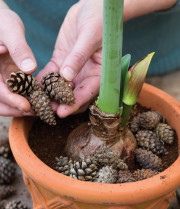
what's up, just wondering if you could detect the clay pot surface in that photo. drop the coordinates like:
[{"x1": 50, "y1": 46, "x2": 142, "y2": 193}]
[{"x1": 9, "y1": 83, "x2": 180, "y2": 209}]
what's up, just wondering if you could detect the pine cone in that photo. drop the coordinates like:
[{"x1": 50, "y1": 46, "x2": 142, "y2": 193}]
[
  {"x1": 135, "y1": 130, "x2": 165, "y2": 155},
  {"x1": 6, "y1": 71, "x2": 39, "y2": 96},
  {"x1": 155, "y1": 123, "x2": 174, "y2": 144},
  {"x1": 117, "y1": 170, "x2": 136, "y2": 183},
  {"x1": 4, "y1": 200, "x2": 29, "y2": 209},
  {"x1": 129, "y1": 116, "x2": 140, "y2": 133},
  {"x1": 94, "y1": 166, "x2": 118, "y2": 183},
  {"x1": 138, "y1": 111, "x2": 162, "y2": 130},
  {"x1": 92, "y1": 146, "x2": 128, "y2": 170},
  {"x1": 134, "y1": 148, "x2": 163, "y2": 171},
  {"x1": 55, "y1": 156, "x2": 97, "y2": 181},
  {"x1": 0, "y1": 157, "x2": 16, "y2": 184},
  {"x1": 41, "y1": 72, "x2": 75, "y2": 104},
  {"x1": 55, "y1": 156, "x2": 73, "y2": 176},
  {"x1": 0, "y1": 185, "x2": 16, "y2": 200},
  {"x1": 0, "y1": 141, "x2": 10, "y2": 158},
  {"x1": 133, "y1": 169, "x2": 159, "y2": 181},
  {"x1": 29, "y1": 89, "x2": 56, "y2": 126}
]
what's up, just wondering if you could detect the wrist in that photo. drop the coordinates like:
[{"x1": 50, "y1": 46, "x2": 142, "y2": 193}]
[{"x1": 124, "y1": 0, "x2": 178, "y2": 21}]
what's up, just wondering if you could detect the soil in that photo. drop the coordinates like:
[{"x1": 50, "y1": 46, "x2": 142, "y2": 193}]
[{"x1": 28, "y1": 104, "x2": 178, "y2": 177}]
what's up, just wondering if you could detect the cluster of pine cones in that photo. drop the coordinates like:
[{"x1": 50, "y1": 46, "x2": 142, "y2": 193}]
[
  {"x1": 0, "y1": 140, "x2": 29, "y2": 209},
  {"x1": 55, "y1": 146, "x2": 128, "y2": 183},
  {"x1": 123, "y1": 110, "x2": 175, "y2": 183},
  {"x1": 55, "y1": 110, "x2": 175, "y2": 184},
  {"x1": 55, "y1": 145, "x2": 157, "y2": 184},
  {"x1": 6, "y1": 71, "x2": 75, "y2": 126}
]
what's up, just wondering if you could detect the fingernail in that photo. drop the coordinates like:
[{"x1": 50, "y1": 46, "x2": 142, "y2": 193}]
[
  {"x1": 23, "y1": 112, "x2": 33, "y2": 116},
  {"x1": 61, "y1": 67, "x2": 76, "y2": 81},
  {"x1": 21, "y1": 58, "x2": 36, "y2": 72}
]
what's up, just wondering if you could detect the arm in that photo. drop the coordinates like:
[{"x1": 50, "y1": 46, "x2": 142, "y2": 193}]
[{"x1": 124, "y1": 0, "x2": 178, "y2": 21}]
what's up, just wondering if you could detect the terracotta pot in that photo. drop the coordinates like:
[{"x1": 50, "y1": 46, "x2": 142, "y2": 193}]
[{"x1": 9, "y1": 83, "x2": 180, "y2": 209}]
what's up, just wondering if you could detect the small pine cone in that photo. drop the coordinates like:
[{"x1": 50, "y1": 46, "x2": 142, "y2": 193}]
[
  {"x1": 55, "y1": 156, "x2": 97, "y2": 181},
  {"x1": 117, "y1": 170, "x2": 136, "y2": 183},
  {"x1": 92, "y1": 146, "x2": 128, "y2": 170},
  {"x1": 133, "y1": 169, "x2": 159, "y2": 181},
  {"x1": 155, "y1": 123, "x2": 174, "y2": 144},
  {"x1": 4, "y1": 200, "x2": 29, "y2": 209},
  {"x1": 130, "y1": 116, "x2": 140, "y2": 133},
  {"x1": 0, "y1": 185, "x2": 16, "y2": 200},
  {"x1": 6, "y1": 71, "x2": 39, "y2": 96},
  {"x1": 134, "y1": 148, "x2": 163, "y2": 171},
  {"x1": 55, "y1": 156, "x2": 73, "y2": 176},
  {"x1": 41, "y1": 72, "x2": 75, "y2": 104},
  {"x1": 139, "y1": 111, "x2": 162, "y2": 130},
  {"x1": 0, "y1": 157, "x2": 16, "y2": 184},
  {"x1": 70, "y1": 158, "x2": 98, "y2": 181},
  {"x1": 0, "y1": 142, "x2": 10, "y2": 158},
  {"x1": 94, "y1": 166, "x2": 118, "y2": 183},
  {"x1": 135, "y1": 130, "x2": 165, "y2": 155},
  {"x1": 29, "y1": 89, "x2": 56, "y2": 126}
]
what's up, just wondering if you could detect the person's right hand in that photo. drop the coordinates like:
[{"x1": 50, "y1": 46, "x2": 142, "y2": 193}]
[{"x1": 0, "y1": 7, "x2": 37, "y2": 116}]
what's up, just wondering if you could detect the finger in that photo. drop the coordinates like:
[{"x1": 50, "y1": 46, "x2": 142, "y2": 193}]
[
  {"x1": 0, "y1": 78, "x2": 31, "y2": 112},
  {"x1": 60, "y1": 29, "x2": 101, "y2": 81},
  {"x1": 0, "y1": 42, "x2": 8, "y2": 54},
  {"x1": 57, "y1": 76, "x2": 100, "y2": 118},
  {"x1": 0, "y1": 102, "x2": 32, "y2": 117},
  {"x1": 0, "y1": 21, "x2": 37, "y2": 74}
]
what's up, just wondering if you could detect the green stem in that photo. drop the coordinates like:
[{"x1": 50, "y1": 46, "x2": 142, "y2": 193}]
[
  {"x1": 97, "y1": 0, "x2": 124, "y2": 114},
  {"x1": 121, "y1": 104, "x2": 133, "y2": 127}
]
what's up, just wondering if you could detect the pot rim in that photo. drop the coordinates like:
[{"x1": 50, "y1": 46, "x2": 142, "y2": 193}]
[{"x1": 9, "y1": 83, "x2": 180, "y2": 205}]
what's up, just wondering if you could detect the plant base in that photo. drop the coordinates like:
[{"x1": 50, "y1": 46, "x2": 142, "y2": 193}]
[{"x1": 65, "y1": 105, "x2": 136, "y2": 163}]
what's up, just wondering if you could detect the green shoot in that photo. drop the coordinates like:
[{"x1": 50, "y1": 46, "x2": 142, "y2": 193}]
[
  {"x1": 121, "y1": 52, "x2": 155, "y2": 127},
  {"x1": 97, "y1": 0, "x2": 124, "y2": 114},
  {"x1": 119, "y1": 54, "x2": 131, "y2": 115}
]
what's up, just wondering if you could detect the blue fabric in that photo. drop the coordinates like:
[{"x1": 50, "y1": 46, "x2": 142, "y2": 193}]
[
  {"x1": 4, "y1": 0, "x2": 180, "y2": 76},
  {"x1": 123, "y1": 1, "x2": 180, "y2": 75}
]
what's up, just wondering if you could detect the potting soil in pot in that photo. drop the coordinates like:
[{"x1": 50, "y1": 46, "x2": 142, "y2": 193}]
[{"x1": 28, "y1": 104, "x2": 178, "y2": 182}]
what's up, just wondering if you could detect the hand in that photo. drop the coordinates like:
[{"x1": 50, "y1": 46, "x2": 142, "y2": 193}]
[
  {"x1": 37, "y1": 0, "x2": 103, "y2": 118},
  {"x1": 0, "y1": 7, "x2": 37, "y2": 116},
  {"x1": 37, "y1": 0, "x2": 177, "y2": 118}
]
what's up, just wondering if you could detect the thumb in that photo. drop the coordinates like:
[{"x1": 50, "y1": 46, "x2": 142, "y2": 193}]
[
  {"x1": 60, "y1": 30, "x2": 101, "y2": 81},
  {"x1": 2, "y1": 24, "x2": 37, "y2": 74}
]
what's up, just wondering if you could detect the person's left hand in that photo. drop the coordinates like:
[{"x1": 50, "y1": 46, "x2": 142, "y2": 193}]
[{"x1": 37, "y1": 0, "x2": 103, "y2": 118}]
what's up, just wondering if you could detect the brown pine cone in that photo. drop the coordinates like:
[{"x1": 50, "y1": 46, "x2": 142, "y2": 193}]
[
  {"x1": 55, "y1": 156, "x2": 73, "y2": 176},
  {"x1": 117, "y1": 170, "x2": 136, "y2": 183},
  {"x1": 133, "y1": 169, "x2": 159, "y2": 181},
  {"x1": 94, "y1": 166, "x2": 118, "y2": 183},
  {"x1": 0, "y1": 141, "x2": 10, "y2": 158},
  {"x1": 29, "y1": 89, "x2": 56, "y2": 126},
  {"x1": 55, "y1": 156, "x2": 97, "y2": 181},
  {"x1": 155, "y1": 123, "x2": 174, "y2": 144},
  {"x1": 129, "y1": 116, "x2": 140, "y2": 133},
  {"x1": 41, "y1": 72, "x2": 75, "y2": 104},
  {"x1": 138, "y1": 111, "x2": 162, "y2": 130},
  {"x1": 135, "y1": 130, "x2": 165, "y2": 155},
  {"x1": 0, "y1": 185, "x2": 16, "y2": 200},
  {"x1": 91, "y1": 146, "x2": 128, "y2": 170},
  {"x1": 134, "y1": 148, "x2": 163, "y2": 171},
  {"x1": 4, "y1": 200, "x2": 29, "y2": 209},
  {"x1": 6, "y1": 71, "x2": 39, "y2": 96},
  {"x1": 0, "y1": 157, "x2": 16, "y2": 184}
]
